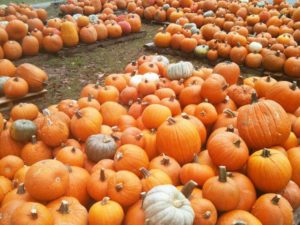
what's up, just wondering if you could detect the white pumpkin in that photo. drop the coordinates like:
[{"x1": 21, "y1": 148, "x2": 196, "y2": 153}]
[
  {"x1": 194, "y1": 45, "x2": 209, "y2": 57},
  {"x1": 249, "y1": 42, "x2": 263, "y2": 53},
  {"x1": 151, "y1": 54, "x2": 169, "y2": 67},
  {"x1": 0, "y1": 21, "x2": 8, "y2": 28},
  {"x1": 89, "y1": 14, "x2": 99, "y2": 24},
  {"x1": 143, "y1": 72, "x2": 160, "y2": 84},
  {"x1": 143, "y1": 185, "x2": 195, "y2": 225},
  {"x1": 0, "y1": 5, "x2": 7, "y2": 9},
  {"x1": 167, "y1": 61, "x2": 194, "y2": 80},
  {"x1": 203, "y1": 10, "x2": 215, "y2": 17},
  {"x1": 73, "y1": 14, "x2": 82, "y2": 21},
  {"x1": 130, "y1": 74, "x2": 144, "y2": 87}
]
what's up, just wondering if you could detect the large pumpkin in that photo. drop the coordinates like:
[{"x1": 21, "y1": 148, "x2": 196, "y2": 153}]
[
  {"x1": 156, "y1": 117, "x2": 201, "y2": 165},
  {"x1": 24, "y1": 159, "x2": 69, "y2": 201},
  {"x1": 60, "y1": 21, "x2": 79, "y2": 47},
  {"x1": 16, "y1": 63, "x2": 48, "y2": 92},
  {"x1": 237, "y1": 93, "x2": 291, "y2": 149},
  {"x1": 6, "y1": 19, "x2": 28, "y2": 41},
  {"x1": 247, "y1": 148, "x2": 292, "y2": 192}
]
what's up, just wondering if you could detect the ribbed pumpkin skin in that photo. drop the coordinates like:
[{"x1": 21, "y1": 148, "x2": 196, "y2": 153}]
[
  {"x1": 156, "y1": 117, "x2": 201, "y2": 165},
  {"x1": 217, "y1": 210, "x2": 262, "y2": 225},
  {"x1": 61, "y1": 21, "x2": 79, "y2": 47},
  {"x1": 237, "y1": 98, "x2": 291, "y2": 150}
]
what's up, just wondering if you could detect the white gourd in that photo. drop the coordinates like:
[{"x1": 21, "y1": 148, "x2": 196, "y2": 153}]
[
  {"x1": 167, "y1": 61, "x2": 194, "y2": 80},
  {"x1": 143, "y1": 185, "x2": 195, "y2": 225},
  {"x1": 151, "y1": 55, "x2": 169, "y2": 66},
  {"x1": 249, "y1": 42, "x2": 262, "y2": 53},
  {"x1": 130, "y1": 75, "x2": 144, "y2": 87}
]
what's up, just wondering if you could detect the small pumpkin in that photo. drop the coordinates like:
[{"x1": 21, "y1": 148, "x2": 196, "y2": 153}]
[
  {"x1": 3, "y1": 77, "x2": 28, "y2": 98},
  {"x1": 140, "y1": 167, "x2": 172, "y2": 192},
  {"x1": 10, "y1": 119, "x2": 36, "y2": 142}
]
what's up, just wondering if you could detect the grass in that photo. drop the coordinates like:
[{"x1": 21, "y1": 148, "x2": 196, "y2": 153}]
[{"x1": 1, "y1": 0, "x2": 52, "y2": 4}]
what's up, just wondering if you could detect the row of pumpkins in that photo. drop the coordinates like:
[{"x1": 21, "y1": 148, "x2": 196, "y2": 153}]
[
  {"x1": 0, "y1": 60, "x2": 48, "y2": 98},
  {"x1": 153, "y1": 22, "x2": 300, "y2": 77},
  {"x1": 0, "y1": 3, "x2": 48, "y2": 23},
  {"x1": 0, "y1": 54, "x2": 300, "y2": 224},
  {"x1": 0, "y1": 8, "x2": 141, "y2": 60}
]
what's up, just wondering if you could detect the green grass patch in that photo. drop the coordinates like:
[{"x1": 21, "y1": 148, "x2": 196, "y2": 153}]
[{"x1": 1, "y1": 0, "x2": 52, "y2": 5}]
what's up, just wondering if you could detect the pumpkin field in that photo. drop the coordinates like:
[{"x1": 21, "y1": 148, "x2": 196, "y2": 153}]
[{"x1": 1, "y1": 0, "x2": 300, "y2": 224}]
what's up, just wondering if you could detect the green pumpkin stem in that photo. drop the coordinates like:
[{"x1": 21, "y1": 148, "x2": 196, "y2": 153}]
[
  {"x1": 271, "y1": 194, "x2": 281, "y2": 205},
  {"x1": 181, "y1": 180, "x2": 198, "y2": 199},
  {"x1": 223, "y1": 108, "x2": 236, "y2": 118},
  {"x1": 16, "y1": 183, "x2": 26, "y2": 195},
  {"x1": 57, "y1": 200, "x2": 69, "y2": 214},
  {"x1": 31, "y1": 207, "x2": 38, "y2": 219},
  {"x1": 100, "y1": 168, "x2": 106, "y2": 181},
  {"x1": 261, "y1": 148, "x2": 271, "y2": 158},
  {"x1": 203, "y1": 211, "x2": 212, "y2": 219},
  {"x1": 290, "y1": 81, "x2": 297, "y2": 91},
  {"x1": 218, "y1": 166, "x2": 227, "y2": 183},
  {"x1": 115, "y1": 183, "x2": 124, "y2": 192},
  {"x1": 251, "y1": 92, "x2": 258, "y2": 104},
  {"x1": 161, "y1": 154, "x2": 170, "y2": 166},
  {"x1": 140, "y1": 167, "x2": 151, "y2": 178},
  {"x1": 233, "y1": 139, "x2": 241, "y2": 148},
  {"x1": 101, "y1": 197, "x2": 110, "y2": 205}
]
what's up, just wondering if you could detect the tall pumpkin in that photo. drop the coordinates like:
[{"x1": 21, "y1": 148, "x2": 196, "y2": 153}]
[
  {"x1": 247, "y1": 148, "x2": 292, "y2": 193},
  {"x1": 60, "y1": 21, "x2": 79, "y2": 47},
  {"x1": 237, "y1": 93, "x2": 291, "y2": 150},
  {"x1": 156, "y1": 117, "x2": 201, "y2": 165}
]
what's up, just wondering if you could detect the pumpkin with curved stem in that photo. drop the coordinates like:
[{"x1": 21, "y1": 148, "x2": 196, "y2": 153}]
[
  {"x1": 11, "y1": 202, "x2": 54, "y2": 225},
  {"x1": 265, "y1": 81, "x2": 300, "y2": 113},
  {"x1": 207, "y1": 132, "x2": 249, "y2": 171},
  {"x1": 70, "y1": 107, "x2": 102, "y2": 142},
  {"x1": 140, "y1": 167, "x2": 172, "y2": 192},
  {"x1": 120, "y1": 127, "x2": 144, "y2": 148},
  {"x1": 143, "y1": 184, "x2": 194, "y2": 225},
  {"x1": 114, "y1": 144, "x2": 149, "y2": 177},
  {"x1": 39, "y1": 118, "x2": 69, "y2": 147},
  {"x1": 87, "y1": 168, "x2": 115, "y2": 201},
  {"x1": 25, "y1": 159, "x2": 69, "y2": 201},
  {"x1": 56, "y1": 147, "x2": 85, "y2": 167},
  {"x1": 2, "y1": 183, "x2": 34, "y2": 206},
  {"x1": 247, "y1": 148, "x2": 292, "y2": 192},
  {"x1": 77, "y1": 95, "x2": 100, "y2": 110},
  {"x1": 251, "y1": 194, "x2": 293, "y2": 225},
  {"x1": 85, "y1": 134, "x2": 117, "y2": 163},
  {"x1": 142, "y1": 104, "x2": 172, "y2": 129},
  {"x1": 203, "y1": 166, "x2": 240, "y2": 212},
  {"x1": 10, "y1": 119, "x2": 37, "y2": 142},
  {"x1": 212, "y1": 108, "x2": 237, "y2": 130},
  {"x1": 124, "y1": 192, "x2": 146, "y2": 225},
  {"x1": 48, "y1": 197, "x2": 88, "y2": 225},
  {"x1": 21, "y1": 135, "x2": 52, "y2": 165},
  {"x1": 227, "y1": 172, "x2": 256, "y2": 211},
  {"x1": 156, "y1": 117, "x2": 201, "y2": 165},
  {"x1": 237, "y1": 92, "x2": 291, "y2": 149},
  {"x1": 16, "y1": 63, "x2": 48, "y2": 92},
  {"x1": 194, "y1": 102, "x2": 218, "y2": 126},
  {"x1": 217, "y1": 210, "x2": 262, "y2": 225},
  {"x1": 89, "y1": 197, "x2": 124, "y2": 225},
  {"x1": 107, "y1": 170, "x2": 142, "y2": 207},
  {"x1": 181, "y1": 181, "x2": 217, "y2": 225}
]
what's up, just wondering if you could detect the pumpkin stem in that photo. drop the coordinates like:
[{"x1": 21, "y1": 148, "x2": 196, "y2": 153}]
[
  {"x1": 150, "y1": 128, "x2": 156, "y2": 134},
  {"x1": 145, "y1": 219, "x2": 151, "y2": 225},
  {"x1": 266, "y1": 76, "x2": 271, "y2": 82},
  {"x1": 16, "y1": 183, "x2": 26, "y2": 194},
  {"x1": 261, "y1": 148, "x2": 271, "y2": 158},
  {"x1": 218, "y1": 166, "x2": 227, "y2": 183},
  {"x1": 3, "y1": 121, "x2": 7, "y2": 130},
  {"x1": 271, "y1": 194, "x2": 281, "y2": 205},
  {"x1": 181, "y1": 180, "x2": 198, "y2": 199},
  {"x1": 167, "y1": 117, "x2": 176, "y2": 125},
  {"x1": 193, "y1": 154, "x2": 199, "y2": 163},
  {"x1": 101, "y1": 197, "x2": 110, "y2": 205},
  {"x1": 47, "y1": 118, "x2": 53, "y2": 126},
  {"x1": 42, "y1": 109, "x2": 51, "y2": 116},
  {"x1": 251, "y1": 92, "x2": 258, "y2": 104},
  {"x1": 115, "y1": 152, "x2": 123, "y2": 161},
  {"x1": 135, "y1": 133, "x2": 143, "y2": 141},
  {"x1": 31, "y1": 135, "x2": 37, "y2": 144},
  {"x1": 203, "y1": 211, "x2": 211, "y2": 219},
  {"x1": 179, "y1": 78, "x2": 184, "y2": 85},
  {"x1": 71, "y1": 147, "x2": 77, "y2": 153},
  {"x1": 103, "y1": 136, "x2": 112, "y2": 143},
  {"x1": 161, "y1": 154, "x2": 170, "y2": 166},
  {"x1": 31, "y1": 207, "x2": 38, "y2": 219},
  {"x1": 111, "y1": 134, "x2": 120, "y2": 142},
  {"x1": 115, "y1": 183, "x2": 124, "y2": 192},
  {"x1": 290, "y1": 81, "x2": 297, "y2": 91},
  {"x1": 100, "y1": 168, "x2": 106, "y2": 181},
  {"x1": 181, "y1": 112, "x2": 190, "y2": 120},
  {"x1": 237, "y1": 76, "x2": 244, "y2": 86},
  {"x1": 223, "y1": 108, "x2": 236, "y2": 118},
  {"x1": 233, "y1": 220, "x2": 247, "y2": 225},
  {"x1": 75, "y1": 110, "x2": 82, "y2": 119},
  {"x1": 57, "y1": 200, "x2": 69, "y2": 214},
  {"x1": 13, "y1": 77, "x2": 19, "y2": 82},
  {"x1": 222, "y1": 83, "x2": 228, "y2": 91},
  {"x1": 140, "y1": 192, "x2": 146, "y2": 209},
  {"x1": 95, "y1": 82, "x2": 100, "y2": 89},
  {"x1": 169, "y1": 95, "x2": 176, "y2": 102},
  {"x1": 140, "y1": 167, "x2": 151, "y2": 178},
  {"x1": 66, "y1": 165, "x2": 72, "y2": 173},
  {"x1": 275, "y1": 50, "x2": 281, "y2": 57},
  {"x1": 112, "y1": 126, "x2": 119, "y2": 132},
  {"x1": 141, "y1": 101, "x2": 149, "y2": 107},
  {"x1": 233, "y1": 139, "x2": 241, "y2": 148},
  {"x1": 87, "y1": 94, "x2": 93, "y2": 102}
]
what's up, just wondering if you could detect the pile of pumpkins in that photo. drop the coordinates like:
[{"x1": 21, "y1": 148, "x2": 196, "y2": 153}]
[
  {"x1": 0, "y1": 3, "x2": 48, "y2": 23},
  {"x1": 0, "y1": 54, "x2": 300, "y2": 225},
  {"x1": 0, "y1": 59, "x2": 48, "y2": 98},
  {"x1": 0, "y1": 7, "x2": 141, "y2": 60}
]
